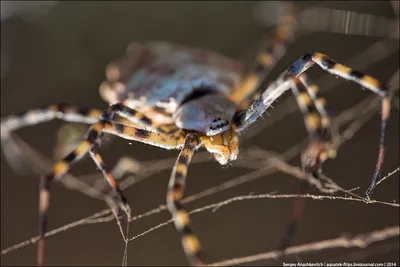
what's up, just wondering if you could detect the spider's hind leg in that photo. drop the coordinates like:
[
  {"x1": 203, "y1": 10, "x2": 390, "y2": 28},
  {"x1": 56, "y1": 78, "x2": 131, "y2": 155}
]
[
  {"x1": 289, "y1": 52, "x2": 391, "y2": 200},
  {"x1": 235, "y1": 52, "x2": 391, "y2": 200},
  {"x1": 230, "y1": 2, "x2": 299, "y2": 105},
  {"x1": 232, "y1": 72, "x2": 336, "y2": 252},
  {"x1": 279, "y1": 73, "x2": 336, "y2": 251}
]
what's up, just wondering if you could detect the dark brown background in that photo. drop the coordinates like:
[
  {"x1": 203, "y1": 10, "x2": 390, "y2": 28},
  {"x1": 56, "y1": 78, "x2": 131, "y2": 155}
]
[{"x1": 1, "y1": 1, "x2": 399, "y2": 266}]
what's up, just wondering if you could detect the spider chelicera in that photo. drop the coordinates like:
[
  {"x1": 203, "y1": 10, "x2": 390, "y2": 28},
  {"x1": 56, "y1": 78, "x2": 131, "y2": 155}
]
[{"x1": 0, "y1": 3, "x2": 391, "y2": 266}]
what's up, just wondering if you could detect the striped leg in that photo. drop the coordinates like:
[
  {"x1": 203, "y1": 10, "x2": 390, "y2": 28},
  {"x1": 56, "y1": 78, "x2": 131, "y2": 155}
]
[
  {"x1": 279, "y1": 73, "x2": 334, "y2": 251},
  {"x1": 89, "y1": 156, "x2": 141, "y2": 193},
  {"x1": 0, "y1": 103, "x2": 143, "y2": 170},
  {"x1": 101, "y1": 103, "x2": 178, "y2": 134},
  {"x1": 166, "y1": 133, "x2": 203, "y2": 266},
  {"x1": 88, "y1": 144, "x2": 130, "y2": 211},
  {"x1": 0, "y1": 102, "x2": 175, "y2": 140},
  {"x1": 0, "y1": 103, "x2": 103, "y2": 171},
  {"x1": 230, "y1": 2, "x2": 299, "y2": 104},
  {"x1": 234, "y1": 53, "x2": 390, "y2": 199},
  {"x1": 37, "y1": 114, "x2": 186, "y2": 266},
  {"x1": 287, "y1": 53, "x2": 391, "y2": 200},
  {"x1": 1, "y1": 103, "x2": 103, "y2": 136}
]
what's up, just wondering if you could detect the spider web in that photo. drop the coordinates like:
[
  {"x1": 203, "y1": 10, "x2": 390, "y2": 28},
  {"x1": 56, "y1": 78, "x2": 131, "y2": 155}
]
[{"x1": 1, "y1": 2, "x2": 399, "y2": 266}]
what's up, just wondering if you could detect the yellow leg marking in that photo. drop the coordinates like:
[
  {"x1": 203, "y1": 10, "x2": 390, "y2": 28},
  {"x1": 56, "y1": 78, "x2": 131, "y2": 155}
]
[
  {"x1": 308, "y1": 84, "x2": 318, "y2": 95},
  {"x1": 75, "y1": 141, "x2": 91, "y2": 155},
  {"x1": 257, "y1": 53, "x2": 273, "y2": 67},
  {"x1": 183, "y1": 235, "x2": 201, "y2": 255},
  {"x1": 332, "y1": 64, "x2": 352, "y2": 75},
  {"x1": 175, "y1": 163, "x2": 188, "y2": 177},
  {"x1": 313, "y1": 52, "x2": 325, "y2": 62},
  {"x1": 175, "y1": 210, "x2": 190, "y2": 228},
  {"x1": 321, "y1": 116, "x2": 330, "y2": 128},
  {"x1": 92, "y1": 122, "x2": 104, "y2": 133},
  {"x1": 53, "y1": 161, "x2": 68, "y2": 175},
  {"x1": 88, "y1": 109, "x2": 103, "y2": 118},
  {"x1": 316, "y1": 97, "x2": 327, "y2": 107},
  {"x1": 230, "y1": 74, "x2": 259, "y2": 103},
  {"x1": 382, "y1": 97, "x2": 391, "y2": 120},
  {"x1": 102, "y1": 121, "x2": 185, "y2": 149},
  {"x1": 362, "y1": 75, "x2": 381, "y2": 89},
  {"x1": 94, "y1": 153, "x2": 103, "y2": 164},
  {"x1": 305, "y1": 113, "x2": 320, "y2": 131},
  {"x1": 328, "y1": 148, "x2": 337, "y2": 159},
  {"x1": 298, "y1": 92, "x2": 312, "y2": 106},
  {"x1": 39, "y1": 190, "x2": 50, "y2": 214}
]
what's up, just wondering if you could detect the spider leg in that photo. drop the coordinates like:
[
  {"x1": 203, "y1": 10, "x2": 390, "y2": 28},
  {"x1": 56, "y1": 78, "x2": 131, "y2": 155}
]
[
  {"x1": 101, "y1": 103, "x2": 178, "y2": 134},
  {"x1": 0, "y1": 104, "x2": 103, "y2": 172},
  {"x1": 167, "y1": 133, "x2": 204, "y2": 266},
  {"x1": 234, "y1": 53, "x2": 390, "y2": 200},
  {"x1": 1, "y1": 103, "x2": 102, "y2": 136},
  {"x1": 36, "y1": 106, "x2": 185, "y2": 266},
  {"x1": 279, "y1": 73, "x2": 335, "y2": 251},
  {"x1": 230, "y1": 2, "x2": 299, "y2": 104},
  {"x1": 1, "y1": 103, "x2": 176, "y2": 173},
  {"x1": 88, "y1": 144, "x2": 130, "y2": 211},
  {"x1": 287, "y1": 53, "x2": 391, "y2": 200}
]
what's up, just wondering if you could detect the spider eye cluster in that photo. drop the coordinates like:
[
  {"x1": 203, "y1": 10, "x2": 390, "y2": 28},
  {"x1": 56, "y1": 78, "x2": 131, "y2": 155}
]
[
  {"x1": 208, "y1": 118, "x2": 230, "y2": 135},
  {"x1": 173, "y1": 93, "x2": 236, "y2": 136}
]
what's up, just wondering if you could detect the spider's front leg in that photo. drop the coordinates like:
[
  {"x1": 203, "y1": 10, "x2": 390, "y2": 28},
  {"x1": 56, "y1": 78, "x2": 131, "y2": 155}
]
[
  {"x1": 235, "y1": 52, "x2": 391, "y2": 200},
  {"x1": 0, "y1": 101, "x2": 164, "y2": 173},
  {"x1": 280, "y1": 73, "x2": 336, "y2": 251},
  {"x1": 36, "y1": 104, "x2": 186, "y2": 266},
  {"x1": 234, "y1": 73, "x2": 335, "y2": 250},
  {"x1": 287, "y1": 52, "x2": 391, "y2": 200}
]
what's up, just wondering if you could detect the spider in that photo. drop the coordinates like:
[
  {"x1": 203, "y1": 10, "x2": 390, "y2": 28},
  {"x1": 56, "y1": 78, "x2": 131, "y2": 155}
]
[{"x1": 0, "y1": 3, "x2": 391, "y2": 266}]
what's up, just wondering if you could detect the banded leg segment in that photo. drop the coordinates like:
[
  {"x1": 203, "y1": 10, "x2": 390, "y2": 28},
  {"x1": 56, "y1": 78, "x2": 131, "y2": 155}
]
[
  {"x1": 293, "y1": 73, "x2": 336, "y2": 168},
  {"x1": 0, "y1": 101, "x2": 177, "y2": 139},
  {"x1": 89, "y1": 145, "x2": 130, "y2": 212},
  {"x1": 167, "y1": 133, "x2": 203, "y2": 266},
  {"x1": 37, "y1": 110, "x2": 186, "y2": 266},
  {"x1": 0, "y1": 102, "x2": 165, "y2": 173},
  {"x1": 235, "y1": 52, "x2": 391, "y2": 199},
  {"x1": 102, "y1": 103, "x2": 179, "y2": 134},
  {"x1": 92, "y1": 156, "x2": 141, "y2": 193},
  {"x1": 287, "y1": 52, "x2": 391, "y2": 199},
  {"x1": 279, "y1": 74, "x2": 334, "y2": 251},
  {"x1": 1, "y1": 103, "x2": 102, "y2": 137},
  {"x1": 38, "y1": 137, "x2": 94, "y2": 266},
  {"x1": 230, "y1": 2, "x2": 299, "y2": 104}
]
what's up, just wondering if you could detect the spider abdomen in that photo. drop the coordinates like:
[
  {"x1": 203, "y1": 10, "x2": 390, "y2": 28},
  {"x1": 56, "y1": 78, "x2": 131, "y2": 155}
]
[{"x1": 100, "y1": 41, "x2": 243, "y2": 125}]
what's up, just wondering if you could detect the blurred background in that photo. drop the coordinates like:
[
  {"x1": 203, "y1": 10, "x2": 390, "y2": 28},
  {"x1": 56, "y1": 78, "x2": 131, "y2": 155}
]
[{"x1": 1, "y1": 1, "x2": 399, "y2": 266}]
